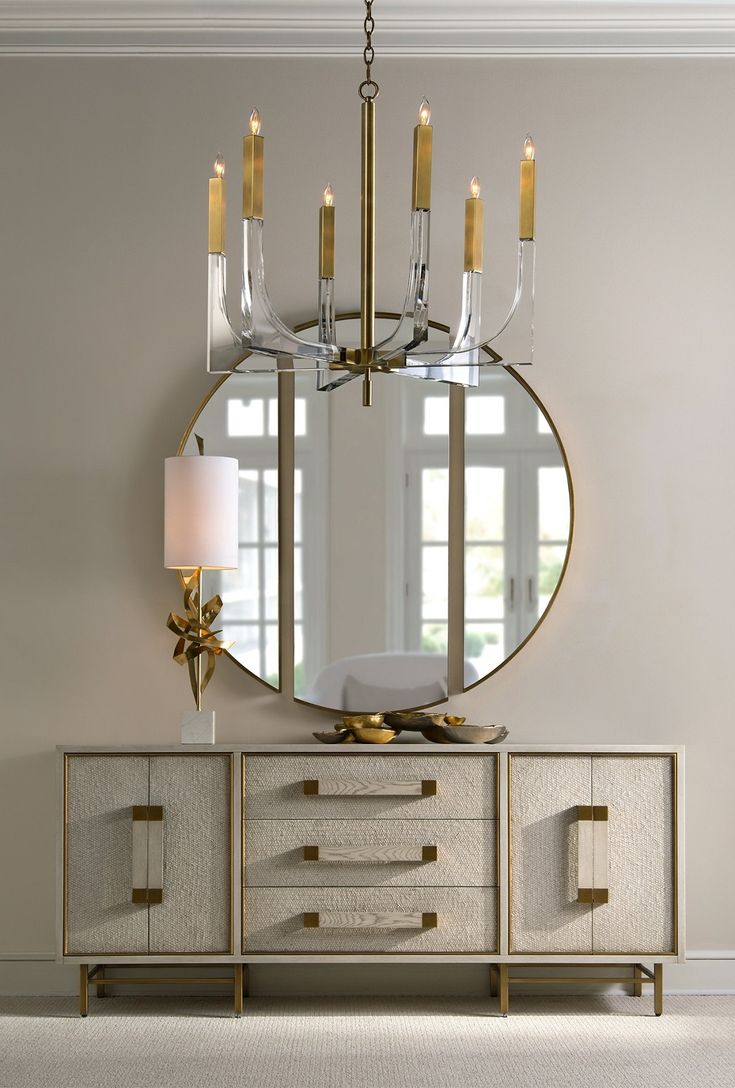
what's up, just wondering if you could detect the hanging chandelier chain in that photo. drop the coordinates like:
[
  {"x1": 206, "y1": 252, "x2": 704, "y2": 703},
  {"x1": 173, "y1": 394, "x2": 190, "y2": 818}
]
[{"x1": 359, "y1": 0, "x2": 379, "y2": 100}]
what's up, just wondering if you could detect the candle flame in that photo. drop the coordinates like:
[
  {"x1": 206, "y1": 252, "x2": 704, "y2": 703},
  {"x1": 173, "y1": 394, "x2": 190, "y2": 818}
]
[
  {"x1": 470, "y1": 176, "x2": 481, "y2": 199},
  {"x1": 323, "y1": 183, "x2": 334, "y2": 207},
  {"x1": 213, "y1": 154, "x2": 225, "y2": 178},
  {"x1": 418, "y1": 97, "x2": 431, "y2": 126},
  {"x1": 249, "y1": 108, "x2": 262, "y2": 136},
  {"x1": 523, "y1": 134, "x2": 535, "y2": 161}
]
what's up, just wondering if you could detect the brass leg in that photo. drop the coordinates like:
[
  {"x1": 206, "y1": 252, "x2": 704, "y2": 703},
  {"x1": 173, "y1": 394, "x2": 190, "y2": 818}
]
[
  {"x1": 654, "y1": 963, "x2": 663, "y2": 1017},
  {"x1": 79, "y1": 965, "x2": 89, "y2": 1018},
  {"x1": 243, "y1": 964, "x2": 250, "y2": 999},
  {"x1": 632, "y1": 964, "x2": 642, "y2": 998},
  {"x1": 97, "y1": 965, "x2": 106, "y2": 999},
  {"x1": 499, "y1": 964, "x2": 509, "y2": 1017},
  {"x1": 489, "y1": 965, "x2": 498, "y2": 998},
  {"x1": 234, "y1": 964, "x2": 243, "y2": 1018}
]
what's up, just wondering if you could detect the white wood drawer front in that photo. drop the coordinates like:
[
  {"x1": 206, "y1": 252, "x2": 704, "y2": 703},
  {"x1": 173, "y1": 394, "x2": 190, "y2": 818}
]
[
  {"x1": 245, "y1": 819, "x2": 497, "y2": 888},
  {"x1": 244, "y1": 754, "x2": 497, "y2": 820},
  {"x1": 244, "y1": 887, "x2": 498, "y2": 953}
]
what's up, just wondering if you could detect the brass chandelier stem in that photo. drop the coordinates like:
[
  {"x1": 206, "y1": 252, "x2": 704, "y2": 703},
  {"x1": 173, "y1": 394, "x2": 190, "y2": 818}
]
[
  {"x1": 361, "y1": 97, "x2": 376, "y2": 406},
  {"x1": 359, "y1": 0, "x2": 378, "y2": 406}
]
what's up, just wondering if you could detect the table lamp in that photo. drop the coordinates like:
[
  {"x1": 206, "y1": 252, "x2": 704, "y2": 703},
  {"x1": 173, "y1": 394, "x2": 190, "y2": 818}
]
[{"x1": 164, "y1": 441, "x2": 239, "y2": 743}]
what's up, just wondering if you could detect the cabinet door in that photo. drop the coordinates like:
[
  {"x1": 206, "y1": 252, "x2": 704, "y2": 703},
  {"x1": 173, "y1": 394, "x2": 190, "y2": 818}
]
[
  {"x1": 509, "y1": 753, "x2": 677, "y2": 956},
  {"x1": 148, "y1": 754, "x2": 232, "y2": 954},
  {"x1": 591, "y1": 755, "x2": 675, "y2": 954},
  {"x1": 65, "y1": 755, "x2": 150, "y2": 956},
  {"x1": 509, "y1": 754, "x2": 593, "y2": 954}
]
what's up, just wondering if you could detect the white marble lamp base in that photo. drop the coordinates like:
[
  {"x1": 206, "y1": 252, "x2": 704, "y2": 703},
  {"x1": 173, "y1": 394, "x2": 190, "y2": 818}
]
[{"x1": 181, "y1": 710, "x2": 215, "y2": 744}]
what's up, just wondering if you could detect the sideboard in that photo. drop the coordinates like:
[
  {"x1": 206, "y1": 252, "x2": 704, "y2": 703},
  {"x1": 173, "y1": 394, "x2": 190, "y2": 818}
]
[{"x1": 57, "y1": 744, "x2": 684, "y2": 1016}]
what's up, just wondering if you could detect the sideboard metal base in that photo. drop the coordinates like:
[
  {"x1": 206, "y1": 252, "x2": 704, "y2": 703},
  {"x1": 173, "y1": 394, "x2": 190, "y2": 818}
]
[
  {"x1": 79, "y1": 963, "x2": 248, "y2": 1018},
  {"x1": 490, "y1": 962, "x2": 664, "y2": 1016}
]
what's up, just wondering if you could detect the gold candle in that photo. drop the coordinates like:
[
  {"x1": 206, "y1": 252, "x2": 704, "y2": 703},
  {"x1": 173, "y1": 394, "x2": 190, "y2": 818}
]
[
  {"x1": 519, "y1": 134, "x2": 535, "y2": 240},
  {"x1": 411, "y1": 97, "x2": 433, "y2": 210},
  {"x1": 464, "y1": 176, "x2": 484, "y2": 273},
  {"x1": 319, "y1": 183, "x2": 335, "y2": 279},
  {"x1": 242, "y1": 108, "x2": 264, "y2": 220},
  {"x1": 208, "y1": 154, "x2": 226, "y2": 254}
]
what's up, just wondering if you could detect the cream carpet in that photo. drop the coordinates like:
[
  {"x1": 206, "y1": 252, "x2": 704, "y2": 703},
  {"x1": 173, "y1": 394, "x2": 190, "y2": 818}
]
[{"x1": 0, "y1": 995, "x2": 733, "y2": 1088}]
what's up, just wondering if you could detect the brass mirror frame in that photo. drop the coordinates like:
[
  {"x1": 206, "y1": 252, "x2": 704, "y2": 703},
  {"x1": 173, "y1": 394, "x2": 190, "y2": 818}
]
[{"x1": 177, "y1": 312, "x2": 574, "y2": 709}]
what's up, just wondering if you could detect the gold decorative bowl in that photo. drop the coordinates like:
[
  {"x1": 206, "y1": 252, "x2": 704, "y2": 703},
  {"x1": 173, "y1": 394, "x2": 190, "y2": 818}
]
[
  {"x1": 383, "y1": 712, "x2": 445, "y2": 731},
  {"x1": 425, "y1": 724, "x2": 509, "y2": 745},
  {"x1": 313, "y1": 730, "x2": 351, "y2": 744},
  {"x1": 444, "y1": 715, "x2": 466, "y2": 726},
  {"x1": 349, "y1": 726, "x2": 397, "y2": 744},
  {"x1": 342, "y1": 713, "x2": 385, "y2": 729}
]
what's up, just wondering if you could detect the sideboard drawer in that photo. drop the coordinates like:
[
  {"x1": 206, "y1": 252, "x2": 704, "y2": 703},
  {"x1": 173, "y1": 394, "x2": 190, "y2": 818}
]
[
  {"x1": 244, "y1": 887, "x2": 498, "y2": 953},
  {"x1": 245, "y1": 819, "x2": 497, "y2": 887},
  {"x1": 244, "y1": 754, "x2": 497, "y2": 820}
]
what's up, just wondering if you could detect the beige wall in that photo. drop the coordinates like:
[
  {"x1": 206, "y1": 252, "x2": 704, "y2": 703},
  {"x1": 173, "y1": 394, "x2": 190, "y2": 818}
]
[{"x1": 1, "y1": 56, "x2": 734, "y2": 992}]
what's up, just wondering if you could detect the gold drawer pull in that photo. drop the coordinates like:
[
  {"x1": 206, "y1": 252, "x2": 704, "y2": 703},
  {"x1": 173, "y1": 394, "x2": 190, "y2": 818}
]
[
  {"x1": 303, "y1": 845, "x2": 438, "y2": 863},
  {"x1": 131, "y1": 805, "x2": 164, "y2": 905},
  {"x1": 576, "y1": 804, "x2": 609, "y2": 905},
  {"x1": 303, "y1": 778, "x2": 437, "y2": 797},
  {"x1": 303, "y1": 911, "x2": 438, "y2": 930}
]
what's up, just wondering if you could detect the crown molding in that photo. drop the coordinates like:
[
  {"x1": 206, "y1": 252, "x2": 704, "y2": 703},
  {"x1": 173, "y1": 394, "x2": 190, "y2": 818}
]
[{"x1": 1, "y1": 1, "x2": 735, "y2": 57}]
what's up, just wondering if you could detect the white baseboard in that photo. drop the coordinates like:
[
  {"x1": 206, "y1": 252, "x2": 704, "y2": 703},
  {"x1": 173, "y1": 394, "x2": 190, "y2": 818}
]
[{"x1": 2, "y1": 955, "x2": 735, "y2": 998}]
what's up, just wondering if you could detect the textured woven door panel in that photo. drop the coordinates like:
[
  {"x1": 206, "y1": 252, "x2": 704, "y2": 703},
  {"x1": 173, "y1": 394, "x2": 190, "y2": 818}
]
[
  {"x1": 245, "y1": 754, "x2": 496, "y2": 819},
  {"x1": 591, "y1": 755, "x2": 675, "y2": 954},
  {"x1": 148, "y1": 755, "x2": 231, "y2": 954},
  {"x1": 509, "y1": 755, "x2": 593, "y2": 954},
  {"x1": 65, "y1": 755, "x2": 149, "y2": 955},
  {"x1": 244, "y1": 887, "x2": 498, "y2": 953},
  {"x1": 246, "y1": 819, "x2": 497, "y2": 888}
]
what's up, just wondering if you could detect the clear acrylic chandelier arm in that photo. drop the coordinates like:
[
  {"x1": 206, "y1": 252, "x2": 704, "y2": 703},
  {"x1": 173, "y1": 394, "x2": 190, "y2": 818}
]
[
  {"x1": 207, "y1": 251, "x2": 250, "y2": 374},
  {"x1": 372, "y1": 209, "x2": 430, "y2": 353},
  {"x1": 240, "y1": 218, "x2": 339, "y2": 363},
  {"x1": 376, "y1": 239, "x2": 535, "y2": 367},
  {"x1": 398, "y1": 267, "x2": 482, "y2": 386},
  {"x1": 316, "y1": 272, "x2": 359, "y2": 391}
]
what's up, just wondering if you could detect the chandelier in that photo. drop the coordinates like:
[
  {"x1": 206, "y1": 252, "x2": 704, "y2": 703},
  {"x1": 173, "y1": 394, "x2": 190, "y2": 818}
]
[{"x1": 206, "y1": 0, "x2": 537, "y2": 406}]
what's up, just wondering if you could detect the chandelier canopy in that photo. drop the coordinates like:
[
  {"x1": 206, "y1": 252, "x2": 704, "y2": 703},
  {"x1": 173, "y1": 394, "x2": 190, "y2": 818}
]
[{"x1": 206, "y1": 0, "x2": 537, "y2": 406}]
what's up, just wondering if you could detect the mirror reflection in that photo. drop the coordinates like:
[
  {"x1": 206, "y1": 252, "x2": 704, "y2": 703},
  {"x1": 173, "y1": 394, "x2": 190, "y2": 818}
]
[
  {"x1": 182, "y1": 373, "x2": 281, "y2": 689},
  {"x1": 181, "y1": 317, "x2": 572, "y2": 712}
]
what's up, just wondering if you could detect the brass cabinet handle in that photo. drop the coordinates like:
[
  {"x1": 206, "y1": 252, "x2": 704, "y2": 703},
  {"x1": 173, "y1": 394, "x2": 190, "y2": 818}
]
[
  {"x1": 303, "y1": 778, "x2": 437, "y2": 797},
  {"x1": 303, "y1": 845, "x2": 438, "y2": 863},
  {"x1": 304, "y1": 911, "x2": 438, "y2": 929},
  {"x1": 131, "y1": 805, "x2": 164, "y2": 905},
  {"x1": 131, "y1": 806, "x2": 148, "y2": 904},
  {"x1": 576, "y1": 804, "x2": 609, "y2": 904}
]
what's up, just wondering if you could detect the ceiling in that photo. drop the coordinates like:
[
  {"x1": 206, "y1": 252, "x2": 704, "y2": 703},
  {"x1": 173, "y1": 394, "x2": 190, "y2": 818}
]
[{"x1": 1, "y1": 1, "x2": 735, "y2": 55}]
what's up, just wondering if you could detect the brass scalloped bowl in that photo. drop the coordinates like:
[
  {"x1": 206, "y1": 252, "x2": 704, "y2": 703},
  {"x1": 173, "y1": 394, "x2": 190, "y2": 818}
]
[
  {"x1": 383, "y1": 712, "x2": 445, "y2": 731},
  {"x1": 429, "y1": 724, "x2": 509, "y2": 745},
  {"x1": 313, "y1": 730, "x2": 351, "y2": 744},
  {"x1": 342, "y1": 713, "x2": 386, "y2": 729},
  {"x1": 349, "y1": 725, "x2": 397, "y2": 744}
]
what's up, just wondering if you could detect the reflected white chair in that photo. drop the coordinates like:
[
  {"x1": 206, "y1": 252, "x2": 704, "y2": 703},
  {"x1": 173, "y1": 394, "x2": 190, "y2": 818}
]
[{"x1": 304, "y1": 652, "x2": 479, "y2": 712}]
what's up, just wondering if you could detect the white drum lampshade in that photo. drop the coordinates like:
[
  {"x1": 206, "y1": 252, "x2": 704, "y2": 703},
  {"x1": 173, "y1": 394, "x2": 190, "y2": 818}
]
[{"x1": 164, "y1": 455, "x2": 239, "y2": 570}]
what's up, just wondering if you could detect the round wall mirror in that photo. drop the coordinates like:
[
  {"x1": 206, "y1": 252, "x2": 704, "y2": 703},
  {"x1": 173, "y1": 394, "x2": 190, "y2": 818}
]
[{"x1": 179, "y1": 315, "x2": 573, "y2": 713}]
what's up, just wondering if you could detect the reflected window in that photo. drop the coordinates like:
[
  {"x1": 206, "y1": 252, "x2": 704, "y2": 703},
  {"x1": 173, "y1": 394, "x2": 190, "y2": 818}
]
[
  {"x1": 402, "y1": 373, "x2": 570, "y2": 683},
  {"x1": 423, "y1": 397, "x2": 449, "y2": 435},
  {"x1": 228, "y1": 398, "x2": 264, "y2": 437},
  {"x1": 466, "y1": 395, "x2": 505, "y2": 435}
]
